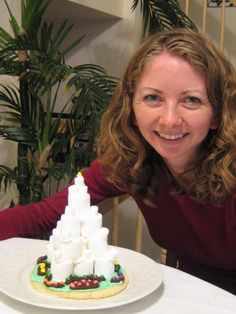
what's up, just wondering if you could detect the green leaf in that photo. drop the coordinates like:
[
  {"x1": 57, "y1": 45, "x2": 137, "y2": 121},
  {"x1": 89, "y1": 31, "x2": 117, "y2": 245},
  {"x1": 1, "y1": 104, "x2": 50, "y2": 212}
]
[
  {"x1": 131, "y1": 0, "x2": 198, "y2": 35},
  {"x1": 0, "y1": 165, "x2": 18, "y2": 189},
  {"x1": 3, "y1": 0, "x2": 20, "y2": 36}
]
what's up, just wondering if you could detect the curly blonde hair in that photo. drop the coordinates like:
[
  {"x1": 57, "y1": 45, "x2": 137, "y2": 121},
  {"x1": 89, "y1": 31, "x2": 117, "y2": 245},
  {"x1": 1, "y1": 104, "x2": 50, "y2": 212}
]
[{"x1": 97, "y1": 28, "x2": 236, "y2": 205}]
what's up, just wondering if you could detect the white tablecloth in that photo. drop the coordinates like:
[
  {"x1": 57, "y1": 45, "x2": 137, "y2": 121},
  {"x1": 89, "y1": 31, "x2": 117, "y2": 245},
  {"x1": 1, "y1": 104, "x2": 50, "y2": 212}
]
[{"x1": 0, "y1": 238, "x2": 235, "y2": 314}]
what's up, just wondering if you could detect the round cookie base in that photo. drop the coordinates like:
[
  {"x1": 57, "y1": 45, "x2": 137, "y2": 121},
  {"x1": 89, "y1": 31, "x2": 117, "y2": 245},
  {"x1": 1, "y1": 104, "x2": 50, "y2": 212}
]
[{"x1": 31, "y1": 275, "x2": 129, "y2": 300}]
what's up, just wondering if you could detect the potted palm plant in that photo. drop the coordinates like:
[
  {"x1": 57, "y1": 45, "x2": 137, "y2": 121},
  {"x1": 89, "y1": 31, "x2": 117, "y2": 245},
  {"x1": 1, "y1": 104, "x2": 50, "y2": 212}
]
[{"x1": 0, "y1": 0, "x2": 117, "y2": 205}]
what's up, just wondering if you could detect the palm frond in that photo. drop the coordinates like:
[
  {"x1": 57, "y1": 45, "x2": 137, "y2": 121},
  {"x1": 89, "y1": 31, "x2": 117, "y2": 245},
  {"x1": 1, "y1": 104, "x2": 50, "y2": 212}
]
[
  {"x1": 46, "y1": 162, "x2": 68, "y2": 181},
  {"x1": 21, "y1": 0, "x2": 52, "y2": 34},
  {"x1": 3, "y1": 0, "x2": 20, "y2": 36},
  {"x1": 0, "y1": 83, "x2": 20, "y2": 107},
  {"x1": 0, "y1": 165, "x2": 18, "y2": 189},
  {"x1": 132, "y1": 0, "x2": 197, "y2": 35},
  {"x1": 0, "y1": 126, "x2": 37, "y2": 146}
]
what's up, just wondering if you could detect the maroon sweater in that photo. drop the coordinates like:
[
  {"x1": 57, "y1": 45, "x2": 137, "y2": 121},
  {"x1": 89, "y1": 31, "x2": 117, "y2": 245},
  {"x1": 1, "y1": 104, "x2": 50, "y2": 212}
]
[{"x1": 0, "y1": 160, "x2": 236, "y2": 294}]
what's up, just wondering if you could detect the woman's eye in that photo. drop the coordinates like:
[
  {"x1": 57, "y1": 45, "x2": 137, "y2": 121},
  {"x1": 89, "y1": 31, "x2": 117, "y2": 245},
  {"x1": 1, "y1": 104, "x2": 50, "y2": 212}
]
[
  {"x1": 144, "y1": 95, "x2": 161, "y2": 104},
  {"x1": 185, "y1": 96, "x2": 201, "y2": 105}
]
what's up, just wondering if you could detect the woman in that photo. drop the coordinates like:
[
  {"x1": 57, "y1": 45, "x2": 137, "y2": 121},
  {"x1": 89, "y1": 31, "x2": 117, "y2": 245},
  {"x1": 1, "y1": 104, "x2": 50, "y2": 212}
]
[{"x1": 0, "y1": 28, "x2": 236, "y2": 294}]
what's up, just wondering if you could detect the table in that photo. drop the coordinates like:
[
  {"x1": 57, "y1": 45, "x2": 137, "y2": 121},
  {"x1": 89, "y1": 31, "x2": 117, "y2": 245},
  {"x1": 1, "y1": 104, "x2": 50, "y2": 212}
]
[{"x1": 0, "y1": 238, "x2": 235, "y2": 313}]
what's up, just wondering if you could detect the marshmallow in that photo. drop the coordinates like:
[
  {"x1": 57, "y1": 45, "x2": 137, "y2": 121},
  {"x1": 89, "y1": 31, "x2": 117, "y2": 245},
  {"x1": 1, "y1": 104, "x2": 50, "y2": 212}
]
[
  {"x1": 82, "y1": 212, "x2": 102, "y2": 238},
  {"x1": 74, "y1": 250, "x2": 94, "y2": 276},
  {"x1": 74, "y1": 173, "x2": 85, "y2": 186},
  {"x1": 60, "y1": 214, "x2": 81, "y2": 238},
  {"x1": 50, "y1": 258, "x2": 74, "y2": 282},
  {"x1": 88, "y1": 228, "x2": 110, "y2": 257},
  {"x1": 60, "y1": 238, "x2": 82, "y2": 261},
  {"x1": 94, "y1": 257, "x2": 115, "y2": 277}
]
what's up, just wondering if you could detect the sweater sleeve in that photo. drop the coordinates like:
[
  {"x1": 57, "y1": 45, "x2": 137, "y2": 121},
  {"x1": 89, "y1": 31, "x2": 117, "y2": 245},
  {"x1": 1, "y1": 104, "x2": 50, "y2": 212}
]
[
  {"x1": 0, "y1": 185, "x2": 68, "y2": 240},
  {"x1": 0, "y1": 159, "x2": 123, "y2": 241}
]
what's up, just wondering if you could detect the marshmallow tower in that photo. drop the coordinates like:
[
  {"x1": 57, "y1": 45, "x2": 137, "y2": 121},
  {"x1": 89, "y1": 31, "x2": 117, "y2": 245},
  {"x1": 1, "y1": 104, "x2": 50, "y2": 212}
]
[{"x1": 47, "y1": 172, "x2": 118, "y2": 282}]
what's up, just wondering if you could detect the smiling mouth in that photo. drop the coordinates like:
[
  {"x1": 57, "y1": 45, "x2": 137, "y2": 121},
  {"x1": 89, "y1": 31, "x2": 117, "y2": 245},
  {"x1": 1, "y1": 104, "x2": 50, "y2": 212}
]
[{"x1": 156, "y1": 132, "x2": 185, "y2": 140}]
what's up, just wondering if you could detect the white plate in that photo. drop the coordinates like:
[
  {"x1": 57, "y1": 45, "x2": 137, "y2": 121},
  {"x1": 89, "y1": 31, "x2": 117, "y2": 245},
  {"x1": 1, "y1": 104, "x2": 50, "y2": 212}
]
[{"x1": 0, "y1": 240, "x2": 163, "y2": 310}]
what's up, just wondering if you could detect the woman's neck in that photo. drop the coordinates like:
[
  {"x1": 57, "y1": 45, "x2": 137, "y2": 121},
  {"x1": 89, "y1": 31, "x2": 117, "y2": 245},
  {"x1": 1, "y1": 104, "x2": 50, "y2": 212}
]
[{"x1": 163, "y1": 155, "x2": 196, "y2": 179}]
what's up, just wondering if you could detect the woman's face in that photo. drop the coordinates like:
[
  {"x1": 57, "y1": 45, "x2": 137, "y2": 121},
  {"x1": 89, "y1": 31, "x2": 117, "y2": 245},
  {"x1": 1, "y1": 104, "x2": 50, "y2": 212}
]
[{"x1": 133, "y1": 52, "x2": 218, "y2": 175}]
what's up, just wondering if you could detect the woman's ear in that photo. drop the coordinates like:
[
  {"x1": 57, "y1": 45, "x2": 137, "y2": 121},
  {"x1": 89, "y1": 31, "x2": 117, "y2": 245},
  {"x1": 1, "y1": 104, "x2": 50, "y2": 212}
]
[{"x1": 210, "y1": 116, "x2": 220, "y2": 130}]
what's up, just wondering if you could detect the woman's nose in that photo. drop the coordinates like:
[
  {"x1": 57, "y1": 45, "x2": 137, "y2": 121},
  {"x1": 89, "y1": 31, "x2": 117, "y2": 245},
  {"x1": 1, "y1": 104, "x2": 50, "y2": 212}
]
[{"x1": 158, "y1": 103, "x2": 182, "y2": 127}]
